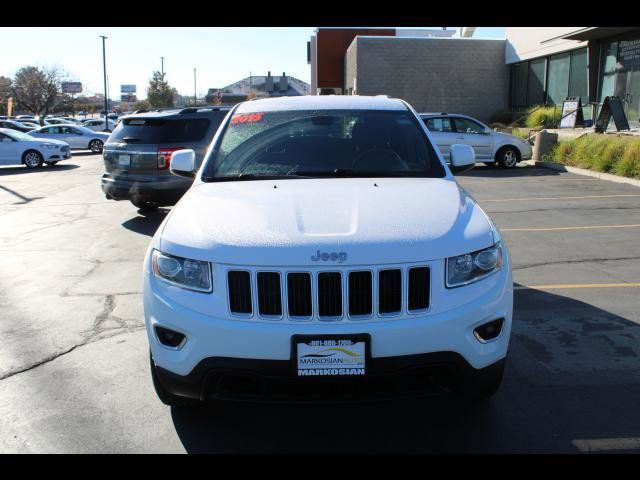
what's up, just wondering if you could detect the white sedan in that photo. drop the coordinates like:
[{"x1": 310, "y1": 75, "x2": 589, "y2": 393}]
[
  {"x1": 0, "y1": 128, "x2": 71, "y2": 168},
  {"x1": 82, "y1": 118, "x2": 116, "y2": 132},
  {"x1": 420, "y1": 113, "x2": 533, "y2": 168},
  {"x1": 28, "y1": 125, "x2": 110, "y2": 153}
]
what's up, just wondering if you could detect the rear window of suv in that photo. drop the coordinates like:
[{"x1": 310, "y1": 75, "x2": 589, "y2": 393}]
[{"x1": 109, "y1": 114, "x2": 225, "y2": 144}]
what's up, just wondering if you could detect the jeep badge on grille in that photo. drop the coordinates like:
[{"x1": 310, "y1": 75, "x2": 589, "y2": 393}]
[{"x1": 311, "y1": 250, "x2": 348, "y2": 263}]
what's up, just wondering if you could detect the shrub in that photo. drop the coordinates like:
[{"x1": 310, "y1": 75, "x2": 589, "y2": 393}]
[
  {"x1": 525, "y1": 105, "x2": 561, "y2": 128},
  {"x1": 488, "y1": 109, "x2": 528, "y2": 127},
  {"x1": 546, "y1": 135, "x2": 640, "y2": 178}
]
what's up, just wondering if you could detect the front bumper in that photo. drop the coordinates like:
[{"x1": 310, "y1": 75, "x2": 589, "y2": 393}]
[
  {"x1": 101, "y1": 173, "x2": 192, "y2": 206},
  {"x1": 144, "y1": 252, "x2": 513, "y2": 402},
  {"x1": 153, "y1": 352, "x2": 506, "y2": 402}
]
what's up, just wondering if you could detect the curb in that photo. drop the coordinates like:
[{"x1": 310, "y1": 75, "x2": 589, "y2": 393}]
[{"x1": 535, "y1": 161, "x2": 640, "y2": 188}]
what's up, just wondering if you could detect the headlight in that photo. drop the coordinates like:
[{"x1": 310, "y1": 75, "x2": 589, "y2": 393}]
[
  {"x1": 446, "y1": 242, "x2": 503, "y2": 288},
  {"x1": 152, "y1": 250, "x2": 212, "y2": 293},
  {"x1": 40, "y1": 144, "x2": 58, "y2": 149}
]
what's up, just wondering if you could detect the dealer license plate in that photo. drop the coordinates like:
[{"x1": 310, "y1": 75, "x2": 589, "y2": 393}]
[
  {"x1": 118, "y1": 154, "x2": 130, "y2": 167},
  {"x1": 294, "y1": 335, "x2": 368, "y2": 377}
]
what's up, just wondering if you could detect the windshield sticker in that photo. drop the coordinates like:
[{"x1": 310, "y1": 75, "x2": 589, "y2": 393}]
[{"x1": 230, "y1": 113, "x2": 264, "y2": 125}]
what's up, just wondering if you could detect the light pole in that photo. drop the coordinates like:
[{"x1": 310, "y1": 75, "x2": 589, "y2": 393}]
[
  {"x1": 100, "y1": 35, "x2": 108, "y2": 131},
  {"x1": 161, "y1": 57, "x2": 164, "y2": 76},
  {"x1": 193, "y1": 67, "x2": 197, "y2": 107}
]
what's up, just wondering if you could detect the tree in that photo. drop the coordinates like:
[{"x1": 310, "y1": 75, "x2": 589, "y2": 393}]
[
  {"x1": 0, "y1": 76, "x2": 12, "y2": 115},
  {"x1": 146, "y1": 71, "x2": 175, "y2": 109},
  {"x1": 11, "y1": 66, "x2": 64, "y2": 124},
  {"x1": 133, "y1": 99, "x2": 151, "y2": 111}
]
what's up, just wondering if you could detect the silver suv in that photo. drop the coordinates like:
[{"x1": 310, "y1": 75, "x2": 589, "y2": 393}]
[{"x1": 101, "y1": 107, "x2": 231, "y2": 210}]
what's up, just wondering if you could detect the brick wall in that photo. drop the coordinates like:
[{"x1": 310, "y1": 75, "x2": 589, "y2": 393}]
[{"x1": 347, "y1": 37, "x2": 508, "y2": 122}]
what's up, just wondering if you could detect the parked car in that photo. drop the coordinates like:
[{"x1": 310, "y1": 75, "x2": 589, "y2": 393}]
[
  {"x1": 101, "y1": 106, "x2": 231, "y2": 209},
  {"x1": 40, "y1": 118, "x2": 74, "y2": 125},
  {"x1": 143, "y1": 95, "x2": 513, "y2": 407},
  {"x1": 0, "y1": 128, "x2": 71, "y2": 168},
  {"x1": 0, "y1": 120, "x2": 36, "y2": 133},
  {"x1": 419, "y1": 113, "x2": 533, "y2": 168},
  {"x1": 14, "y1": 121, "x2": 41, "y2": 130},
  {"x1": 82, "y1": 118, "x2": 116, "y2": 132},
  {"x1": 15, "y1": 115, "x2": 36, "y2": 121},
  {"x1": 28, "y1": 125, "x2": 109, "y2": 153}
]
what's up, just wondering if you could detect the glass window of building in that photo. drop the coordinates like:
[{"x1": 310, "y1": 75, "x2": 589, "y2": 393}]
[
  {"x1": 547, "y1": 52, "x2": 570, "y2": 105},
  {"x1": 527, "y1": 58, "x2": 546, "y2": 106}
]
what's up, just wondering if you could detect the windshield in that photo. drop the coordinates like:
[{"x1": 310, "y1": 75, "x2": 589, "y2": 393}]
[
  {"x1": 201, "y1": 109, "x2": 445, "y2": 181},
  {"x1": 6, "y1": 130, "x2": 35, "y2": 141}
]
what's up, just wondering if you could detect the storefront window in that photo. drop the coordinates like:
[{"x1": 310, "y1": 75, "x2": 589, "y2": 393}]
[
  {"x1": 510, "y1": 62, "x2": 528, "y2": 108},
  {"x1": 598, "y1": 41, "x2": 617, "y2": 103},
  {"x1": 527, "y1": 58, "x2": 546, "y2": 106},
  {"x1": 547, "y1": 52, "x2": 570, "y2": 105}
]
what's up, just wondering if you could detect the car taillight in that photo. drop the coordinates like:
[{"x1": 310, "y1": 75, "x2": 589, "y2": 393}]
[{"x1": 157, "y1": 147, "x2": 185, "y2": 169}]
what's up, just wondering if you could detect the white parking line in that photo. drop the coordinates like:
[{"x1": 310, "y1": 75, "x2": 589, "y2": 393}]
[
  {"x1": 502, "y1": 224, "x2": 640, "y2": 232},
  {"x1": 572, "y1": 437, "x2": 640, "y2": 452},
  {"x1": 480, "y1": 194, "x2": 640, "y2": 202}
]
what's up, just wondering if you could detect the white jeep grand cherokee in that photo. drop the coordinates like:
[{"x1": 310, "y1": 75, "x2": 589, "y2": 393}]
[{"x1": 143, "y1": 95, "x2": 513, "y2": 406}]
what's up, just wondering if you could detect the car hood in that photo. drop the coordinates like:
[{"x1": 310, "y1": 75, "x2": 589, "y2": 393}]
[{"x1": 159, "y1": 177, "x2": 495, "y2": 266}]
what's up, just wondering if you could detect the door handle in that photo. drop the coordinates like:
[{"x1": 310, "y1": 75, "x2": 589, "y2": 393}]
[{"x1": 456, "y1": 136, "x2": 465, "y2": 140}]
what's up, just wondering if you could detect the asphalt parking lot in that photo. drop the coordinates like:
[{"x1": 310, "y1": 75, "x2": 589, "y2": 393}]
[{"x1": 0, "y1": 154, "x2": 639, "y2": 453}]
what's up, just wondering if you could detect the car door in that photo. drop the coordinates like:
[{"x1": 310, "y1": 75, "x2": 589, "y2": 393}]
[
  {"x1": 60, "y1": 126, "x2": 83, "y2": 148},
  {"x1": 451, "y1": 117, "x2": 494, "y2": 161},
  {"x1": 421, "y1": 116, "x2": 457, "y2": 162},
  {"x1": 0, "y1": 132, "x2": 20, "y2": 165}
]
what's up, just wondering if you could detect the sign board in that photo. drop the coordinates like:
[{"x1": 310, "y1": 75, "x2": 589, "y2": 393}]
[
  {"x1": 595, "y1": 96, "x2": 630, "y2": 133},
  {"x1": 120, "y1": 94, "x2": 137, "y2": 103},
  {"x1": 120, "y1": 84, "x2": 137, "y2": 94},
  {"x1": 61, "y1": 82, "x2": 83, "y2": 94},
  {"x1": 619, "y1": 39, "x2": 640, "y2": 70},
  {"x1": 559, "y1": 97, "x2": 584, "y2": 128}
]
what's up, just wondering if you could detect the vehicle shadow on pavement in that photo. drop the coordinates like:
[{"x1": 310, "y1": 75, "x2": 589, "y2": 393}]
[
  {"x1": 121, "y1": 209, "x2": 169, "y2": 237},
  {"x1": 457, "y1": 164, "x2": 562, "y2": 179},
  {"x1": 0, "y1": 164, "x2": 80, "y2": 176},
  {"x1": 71, "y1": 151, "x2": 99, "y2": 157},
  {"x1": 169, "y1": 286, "x2": 640, "y2": 453}
]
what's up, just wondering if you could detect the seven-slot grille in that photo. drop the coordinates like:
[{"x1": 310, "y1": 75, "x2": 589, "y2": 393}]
[{"x1": 227, "y1": 266, "x2": 430, "y2": 319}]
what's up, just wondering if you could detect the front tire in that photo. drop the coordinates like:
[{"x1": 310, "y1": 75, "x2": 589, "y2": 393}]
[
  {"x1": 150, "y1": 352, "x2": 200, "y2": 408},
  {"x1": 89, "y1": 139, "x2": 103, "y2": 153},
  {"x1": 23, "y1": 150, "x2": 43, "y2": 169},
  {"x1": 496, "y1": 147, "x2": 519, "y2": 169},
  {"x1": 131, "y1": 199, "x2": 158, "y2": 211}
]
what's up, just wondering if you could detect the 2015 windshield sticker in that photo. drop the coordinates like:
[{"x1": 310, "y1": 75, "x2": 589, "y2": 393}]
[
  {"x1": 230, "y1": 113, "x2": 264, "y2": 125},
  {"x1": 297, "y1": 341, "x2": 366, "y2": 376}
]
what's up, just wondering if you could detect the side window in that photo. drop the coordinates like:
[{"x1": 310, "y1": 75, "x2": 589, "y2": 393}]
[
  {"x1": 423, "y1": 117, "x2": 453, "y2": 133},
  {"x1": 41, "y1": 127, "x2": 51, "y2": 134},
  {"x1": 453, "y1": 118, "x2": 485, "y2": 134}
]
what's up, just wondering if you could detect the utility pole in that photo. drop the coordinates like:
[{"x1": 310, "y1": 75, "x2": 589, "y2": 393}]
[
  {"x1": 100, "y1": 35, "x2": 108, "y2": 130},
  {"x1": 193, "y1": 67, "x2": 197, "y2": 107},
  {"x1": 161, "y1": 57, "x2": 164, "y2": 76}
]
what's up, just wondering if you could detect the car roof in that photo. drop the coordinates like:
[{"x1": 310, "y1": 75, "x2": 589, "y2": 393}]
[
  {"x1": 235, "y1": 95, "x2": 407, "y2": 114},
  {"x1": 123, "y1": 106, "x2": 231, "y2": 120}
]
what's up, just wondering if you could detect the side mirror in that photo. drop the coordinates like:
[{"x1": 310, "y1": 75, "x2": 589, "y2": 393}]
[
  {"x1": 449, "y1": 144, "x2": 475, "y2": 174},
  {"x1": 170, "y1": 149, "x2": 196, "y2": 178}
]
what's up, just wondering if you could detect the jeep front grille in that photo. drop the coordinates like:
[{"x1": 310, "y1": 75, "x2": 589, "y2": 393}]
[{"x1": 227, "y1": 265, "x2": 430, "y2": 320}]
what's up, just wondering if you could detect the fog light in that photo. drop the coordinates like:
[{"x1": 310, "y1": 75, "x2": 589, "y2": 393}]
[
  {"x1": 474, "y1": 318, "x2": 504, "y2": 343},
  {"x1": 155, "y1": 326, "x2": 186, "y2": 348}
]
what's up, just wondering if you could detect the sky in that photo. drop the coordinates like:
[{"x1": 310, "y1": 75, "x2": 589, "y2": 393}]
[{"x1": 0, "y1": 27, "x2": 505, "y2": 100}]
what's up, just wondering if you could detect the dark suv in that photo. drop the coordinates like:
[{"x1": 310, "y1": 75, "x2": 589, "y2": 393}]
[{"x1": 101, "y1": 107, "x2": 230, "y2": 209}]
